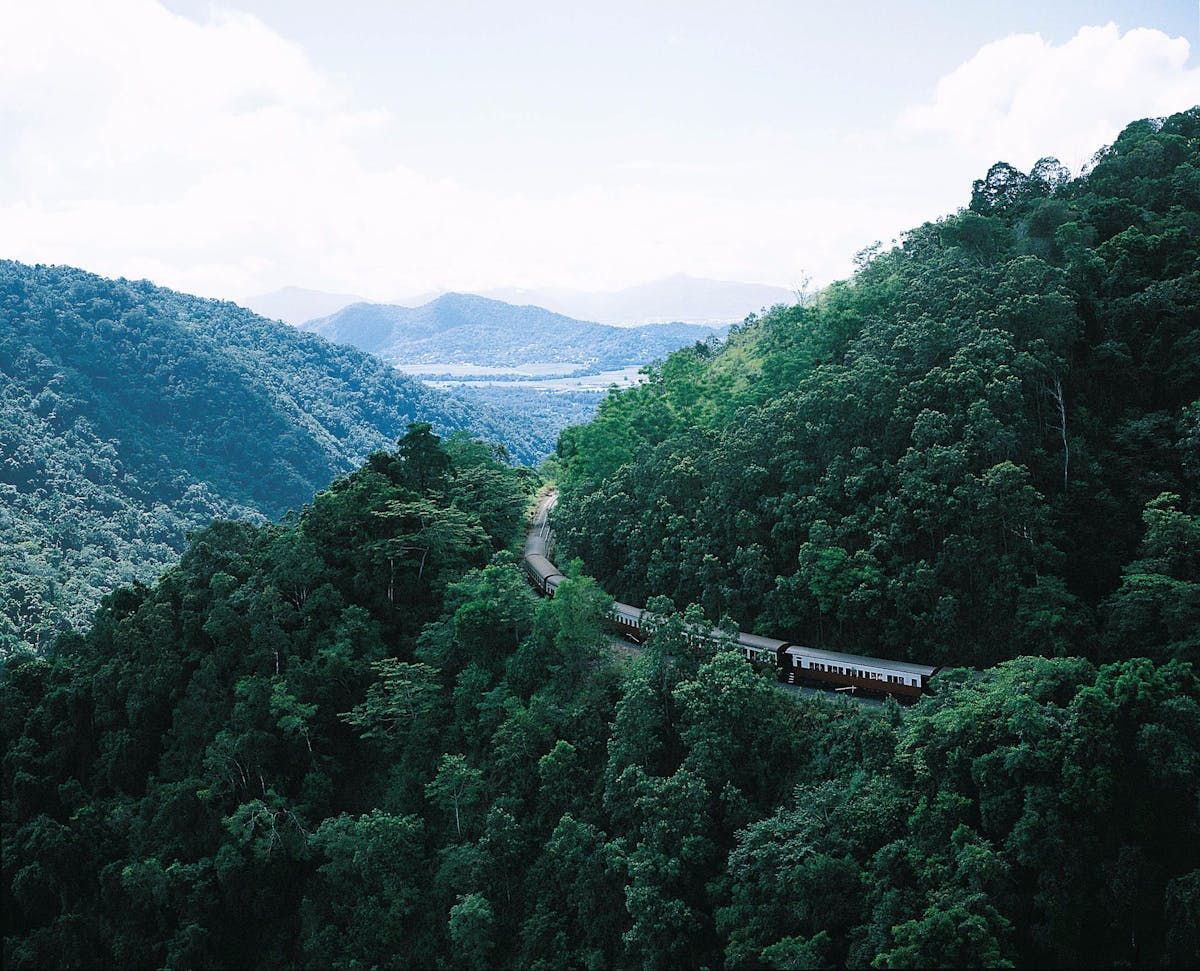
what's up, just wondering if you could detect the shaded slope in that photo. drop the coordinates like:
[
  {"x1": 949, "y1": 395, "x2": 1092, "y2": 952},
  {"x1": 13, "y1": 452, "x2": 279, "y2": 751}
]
[{"x1": 0, "y1": 261, "x2": 542, "y2": 653}]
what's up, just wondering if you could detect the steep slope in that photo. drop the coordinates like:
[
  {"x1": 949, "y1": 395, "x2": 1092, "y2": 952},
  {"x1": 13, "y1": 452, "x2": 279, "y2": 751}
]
[
  {"x1": 3, "y1": 397, "x2": 1198, "y2": 971},
  {"x1": 0, "y1": 262, "x2": 544, "y2": 654},
  {"x1": 301, "y1": 292, "x2": 726, "y2": 368},
  {"x1": 554, "y1": 107, "x2": 1200, "y2": 670}
]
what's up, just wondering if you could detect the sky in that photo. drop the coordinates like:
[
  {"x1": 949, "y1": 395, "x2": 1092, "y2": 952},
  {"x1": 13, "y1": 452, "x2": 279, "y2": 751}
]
[{"x1": 0, "y1": 0, "x2": 1196, "y2": 303}]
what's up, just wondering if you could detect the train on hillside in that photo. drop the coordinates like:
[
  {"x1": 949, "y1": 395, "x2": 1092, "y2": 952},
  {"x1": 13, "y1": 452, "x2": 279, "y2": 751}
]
[{"x1": 522, "y1": 496, "x2": 940, "y2": 701}]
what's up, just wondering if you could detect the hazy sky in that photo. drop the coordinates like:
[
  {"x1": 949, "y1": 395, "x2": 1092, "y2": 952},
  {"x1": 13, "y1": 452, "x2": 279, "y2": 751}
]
[{"x1": 1, "y1": 1, "x2": 1196, "y2": 302}]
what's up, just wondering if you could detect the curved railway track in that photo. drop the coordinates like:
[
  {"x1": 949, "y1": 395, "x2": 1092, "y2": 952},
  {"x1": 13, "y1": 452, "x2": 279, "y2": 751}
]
[{"x1": 522, "y1": 489, "x2": 939, "y2": 701}]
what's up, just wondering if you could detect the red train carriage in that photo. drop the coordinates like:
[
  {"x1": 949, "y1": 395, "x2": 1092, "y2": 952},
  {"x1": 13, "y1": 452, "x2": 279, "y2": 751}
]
[{"x1": 609, "y1": 602, "x2": 650, "y2": 644}]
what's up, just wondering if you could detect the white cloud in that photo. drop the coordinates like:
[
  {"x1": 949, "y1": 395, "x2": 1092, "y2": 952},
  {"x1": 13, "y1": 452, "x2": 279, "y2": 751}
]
[
  {"x1": 0, "y1": 6, "x2": 1195, "y2": 304},
  {"x1": 0, "y1": 0, "x2": 403, "y2": 296},
  {"x1": 897, "y1": 23, "x2": 1199, "y2": 174}
]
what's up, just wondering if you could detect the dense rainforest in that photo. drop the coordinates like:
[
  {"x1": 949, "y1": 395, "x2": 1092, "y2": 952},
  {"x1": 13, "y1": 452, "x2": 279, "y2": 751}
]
[
  {"x1": 0, "y1": 262, "x2": 554, "y2": 656},
  {"x1": 3, "y1": 109, "x2": 1200, "y2": 970},
  {"x1": 3, "y1": 427, "x2": 1199, "y2": 969},
  {"x1": 555, "y1": 108, "x2": 1200, "y2": 673}
]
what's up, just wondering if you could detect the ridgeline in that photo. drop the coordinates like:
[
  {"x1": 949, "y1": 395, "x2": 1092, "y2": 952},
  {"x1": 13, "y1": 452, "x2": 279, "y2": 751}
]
[
  {"x1": 3, "y1": 109, "x2": 1200, "y2": 970},
  {"x1": 554, "y1": 107, "x2": 1200, "y2": 672}
]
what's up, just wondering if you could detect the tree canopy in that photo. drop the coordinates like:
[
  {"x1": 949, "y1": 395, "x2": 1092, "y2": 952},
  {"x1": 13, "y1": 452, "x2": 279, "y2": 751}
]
[
  {"x1": 5, "y1": 109, "x2": 1200, "y2": 970},
  {"x1": 554, "y1": 107, "x2": 1200, "y2": 672}
]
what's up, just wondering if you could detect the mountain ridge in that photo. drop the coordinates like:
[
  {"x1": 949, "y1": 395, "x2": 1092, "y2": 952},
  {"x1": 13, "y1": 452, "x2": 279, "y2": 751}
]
[
  {"x1": 300, "y1": 291, "x2": 728, "y2": 370},
  {"x1": 0, "y1": 260, "x2": 548, "y2": 654},
  {"x1": 243, "y1": 275, "x2": 794, "y2": 328}
]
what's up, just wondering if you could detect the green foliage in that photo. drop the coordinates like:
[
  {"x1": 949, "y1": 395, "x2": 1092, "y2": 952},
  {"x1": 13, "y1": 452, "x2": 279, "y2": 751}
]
[
  {"x1": 339, "y1": 658, "x2": 441, "y2": 749},
  {"x1": 554, "y1": 107, "x2": 1200, "y2": 671},
  {"x1": 2, "y1": 431, "x2": 539, "y2": 968},
  {"x1": 6, "y1": 109, "x2": 1200, "y2": 971},
  {"x1": 0, "y1": 262, "x2": 549, "y2": 657},
  {"x1": 1104, "y1": 493, "x2": 1200, "y2": 663}
]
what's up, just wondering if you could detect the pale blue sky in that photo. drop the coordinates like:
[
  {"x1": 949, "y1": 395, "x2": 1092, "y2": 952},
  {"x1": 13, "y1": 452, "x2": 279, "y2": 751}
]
[
  {"x1": 158, "y1": 1, "x2": 1196, "y2": 188},
  {"x1": 2, "y1": 1, "x2": 1197, "y2": 300}
]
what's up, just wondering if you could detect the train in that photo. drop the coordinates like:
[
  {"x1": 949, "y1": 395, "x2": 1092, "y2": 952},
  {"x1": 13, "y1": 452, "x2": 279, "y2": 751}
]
[{"x1": 522, "y1": 495, "x2": 939, "y2": 700}]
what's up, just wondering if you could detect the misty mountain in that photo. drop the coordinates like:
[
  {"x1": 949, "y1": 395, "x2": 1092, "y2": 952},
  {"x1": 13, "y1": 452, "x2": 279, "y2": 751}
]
[
  {"x1": 241, "y1": 285, "x2": 367, "y2": 325},
  {"x1": 478, "y1": 274, "x2": 797, "y2": 325},
  {"x1": 300, "y1": 292, "x2": 726, "y2": 369}
]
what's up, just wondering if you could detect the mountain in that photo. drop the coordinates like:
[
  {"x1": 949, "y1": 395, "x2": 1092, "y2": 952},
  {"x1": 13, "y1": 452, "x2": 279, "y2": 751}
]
[
  {"x1": 478, "y1": 275, "x2": 797, "y2": 325},
  {"x1": 554, "y1": 107, "x2": 1200, "y2": 673},
  {"x1": 246, "y1": 277, "x2": 794, "y2": 330},
  {"x1": 300, "y1": 292, "x2": 726, "y2": 370},
  {"x1": 240, "y1": 285, "x2": 367, "y2": 325},
  {"x1": 0, "y1": 261, "x2": 548, "y2": 655},
  {"x1": 4, "y1": 110, "x2": 1200, "y2": 971}
]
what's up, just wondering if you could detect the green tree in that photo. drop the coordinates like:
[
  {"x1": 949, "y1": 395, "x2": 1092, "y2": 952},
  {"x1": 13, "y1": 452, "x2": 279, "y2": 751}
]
[{"x1": 425, "y1": 754, "x2": 484, "y2": 839}]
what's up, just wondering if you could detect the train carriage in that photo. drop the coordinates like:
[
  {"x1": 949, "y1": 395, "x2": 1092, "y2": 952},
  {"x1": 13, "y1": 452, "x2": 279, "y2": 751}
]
[
  {"x1": 782, "y1": 645, "x2": 938, "y2": 698},
  {"x1": 609, "y1": 601, "x2": 649, "y2": 643},
  {"x1": 737, "y1": 631, "x2": 791, "y2": 666},
  {"x1": 523, "y1": 551, "x2": 563, "y2": 596},
  {"x1": 522, "y1": 492, "x2": 940, "y2": 700}
]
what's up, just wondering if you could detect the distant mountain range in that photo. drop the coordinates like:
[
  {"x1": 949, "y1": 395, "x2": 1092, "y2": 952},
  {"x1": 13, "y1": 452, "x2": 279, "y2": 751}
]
[
  {"x1": 0, "y1": 261, "x2": 551, "y2": 654},
  {"x1": 243, "y1": 275, "x2": 795, "y2": 328},
  {"x1": 241, "y1": 285, "x2": 368, "y2": 325},
  {"x1": 299, "y1": 292, "x2": 728, "y2": 370},
  {"x1": 477, "y1": 275, "x2": 797, "y2": 326}
]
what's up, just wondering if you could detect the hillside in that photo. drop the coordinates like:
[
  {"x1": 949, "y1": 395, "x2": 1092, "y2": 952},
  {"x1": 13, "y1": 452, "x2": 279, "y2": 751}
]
[
  {"x1": 554, "y1": 107, "x2": 1200, "y2": 671},
  {"x1": 0, "y1": 262, "x2": 547, "y2": 655},
  {"x1": 300, "y1": 292, "x2": 727, "y2": 369},
  {"x1": 3, "y1": 109, "x2": 1200, "y2": 971},
  {"x1": 3, "y1": 366, "x2": 1198, "y2": 971}
]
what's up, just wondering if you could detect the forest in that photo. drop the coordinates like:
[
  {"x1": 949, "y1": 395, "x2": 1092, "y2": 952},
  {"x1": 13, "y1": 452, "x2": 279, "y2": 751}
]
[
  {"x1": 554, "y1": 108, "x2": 1200, "y2": 673},
  {"x1": 0, "y1": 263, "x2": 554, "y2": 656},
  {"x1": 2, "y1": 108, "x2": 1199, "y2": 969}
]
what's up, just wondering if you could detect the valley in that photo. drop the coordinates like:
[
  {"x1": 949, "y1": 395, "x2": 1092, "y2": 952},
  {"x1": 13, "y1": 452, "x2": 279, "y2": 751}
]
[
  {"x1": 3, "y1": 103, "x2": 1199, "y2": 971},
  {"x1": 419, "y1": 363, "x2": 644, "y2": 391}
]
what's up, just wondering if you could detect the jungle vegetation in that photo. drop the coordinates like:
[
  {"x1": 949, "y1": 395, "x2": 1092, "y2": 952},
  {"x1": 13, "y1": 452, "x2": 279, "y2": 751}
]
[
  {"x1": 555, "y1": 108, "x2": 1200, "y2": 673},
  {"x1": 3, "y1": 426, "x2": 1198, "y2": 969},
  {"x1": 0, "y1": 262, "x2": 552, "y2": 656},
  {"x1": 3, "y1": 110, "x2": 1200, "y2": 969}
]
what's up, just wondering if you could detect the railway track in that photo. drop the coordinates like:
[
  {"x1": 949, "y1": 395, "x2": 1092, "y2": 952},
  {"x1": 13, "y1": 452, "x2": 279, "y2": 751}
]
[{"x1": 524, "y1": 488, "x2": 894, "y2": 708}]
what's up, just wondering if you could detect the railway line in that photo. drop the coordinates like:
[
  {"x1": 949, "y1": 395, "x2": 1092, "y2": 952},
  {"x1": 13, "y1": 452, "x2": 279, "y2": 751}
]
[{"x1": 522, "y1": 489, "x2": 938, "y2": 702}]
